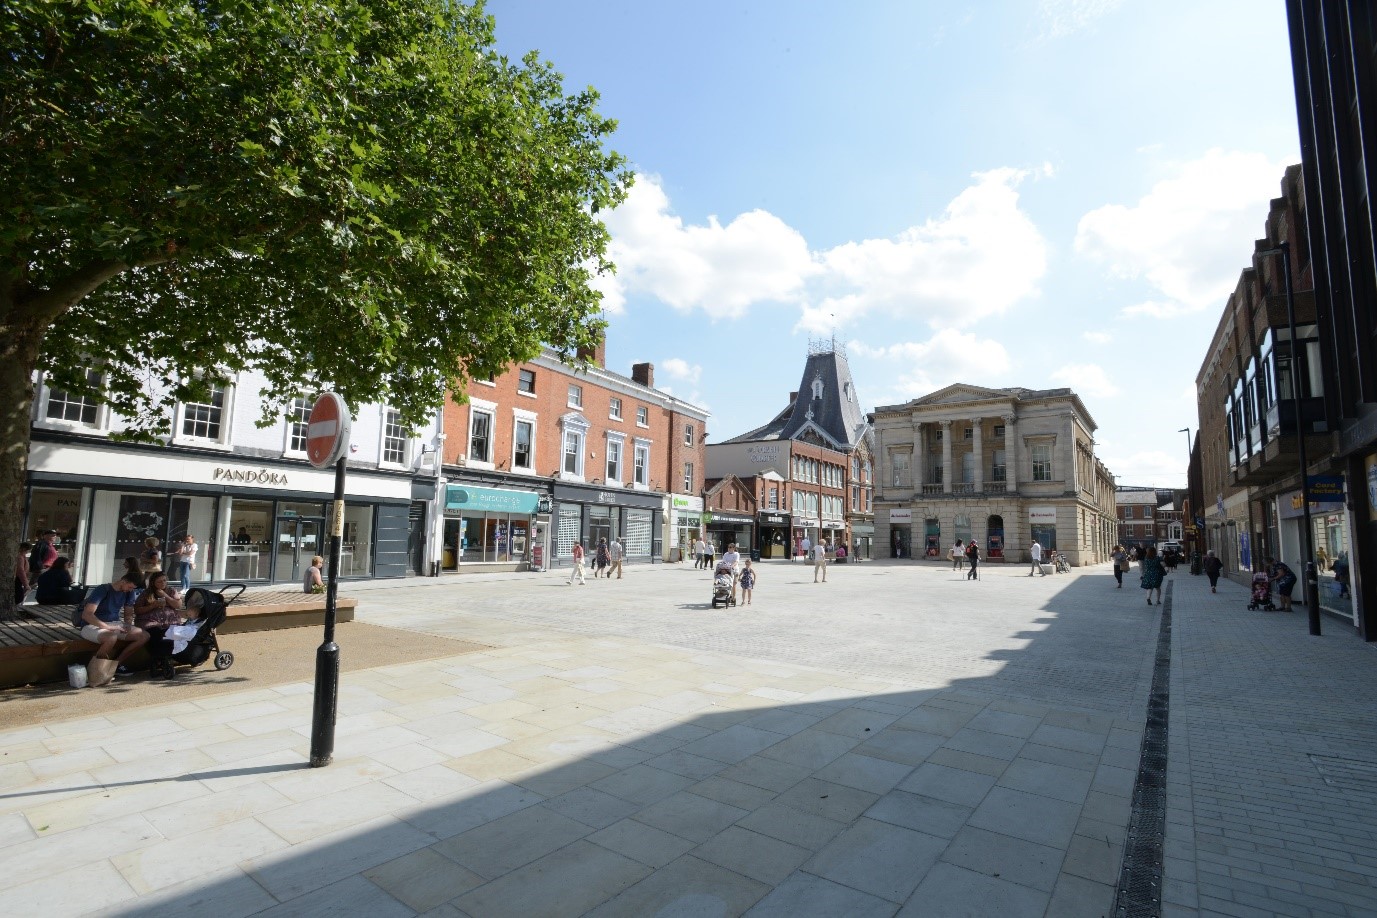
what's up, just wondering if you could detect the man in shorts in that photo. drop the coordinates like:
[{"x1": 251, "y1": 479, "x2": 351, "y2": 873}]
[{"x1": 78, "y1": 574, "x2": 149, "y2": 675}]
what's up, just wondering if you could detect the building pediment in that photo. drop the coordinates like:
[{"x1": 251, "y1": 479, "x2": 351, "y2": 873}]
[{"x1": 912, "y1": 384, "x2": 1010, "y2": 406}]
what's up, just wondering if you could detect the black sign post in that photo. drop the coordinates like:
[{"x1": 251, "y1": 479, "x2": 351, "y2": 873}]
[{"x1": 306, "y1": 393, "x2": 351, "y2": 767}]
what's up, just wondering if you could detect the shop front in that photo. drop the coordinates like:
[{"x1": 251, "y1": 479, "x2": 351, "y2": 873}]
[
  {"x1": 1030, "y1": 505, "x2": 1058, "y2": 553},
  {"x1": 441, "y1": 483, "x2": 543, "y2": 572},
  {"x1": 551, "y1": 483, "x2": 662, "y2": 568},
  {"x1": 25, "y1": 443, "x2": 415, "y2": 587},
  {"x1": 889, "y1": 508, "x2": 912, "y2": 558},
  {"x1": 705, "y1": 510, "x2": 754, "y2": 555},
  {"x1": 1276, "y1": 480, "x2": 1350, "y2": 618},
  {"x1": 666, "y1": 494, "x2": 703, "y2": 562},
  {"x1": 758, "y1": 512, "x2": 791, "y2": 559},
  {"x1": 850, "y1": 523, "x2": 874, "y2": 561}
]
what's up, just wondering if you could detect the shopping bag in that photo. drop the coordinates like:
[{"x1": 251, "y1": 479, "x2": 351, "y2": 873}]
[
  {"x1": 67, "y1": 664, "x2": 88, "y2": 689},
  {"x1": 86, "y1": 657, "x2": 117, "y2": 687}
]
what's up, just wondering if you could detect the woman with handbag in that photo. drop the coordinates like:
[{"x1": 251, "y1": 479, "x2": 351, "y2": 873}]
[{"x1": 1139, "y1": 547, "x2": 1167, "y2": 606}]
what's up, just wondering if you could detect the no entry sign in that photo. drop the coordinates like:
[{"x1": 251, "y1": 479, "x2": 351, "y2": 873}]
[{"x1": 306, "y1": 392, "x2": 351, "y2": 469}]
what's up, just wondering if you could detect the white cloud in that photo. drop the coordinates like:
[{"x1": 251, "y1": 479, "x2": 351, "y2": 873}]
[
  {"x1": 1050, "y1": 363, "x2": 1120, "y2": 398},
  {"x1": 1075, "y1": 149, "x2": 1291, "y2": 316},
  {"x1": 1038, "y1": 0, "x2": 1123, "y2": 38},
  {"x1": 850, "y1": 329, "x2": 1012, "y2": 404},
  {"x1": 597, "y1": 177, "x2": 816, "y2": 320},
  {"x1": 660, "y1": 357, "x2": 702, "y2": 386},
  {"x1": 1119, "y1": 300, "x2": 1202, "y2": 319},
  {"x1": 802, "y1": 168, "x2": 1048, "y2": 334},
  {"x1": 599, "y1": 170, "x2": 1048, "y2": 333},
  {"x1": 1101, "y1": 449, "x2": 1187, "y2": 488},
  {"x1": 1083, "y1": 331, "x2": 1112, "y2": 345}
]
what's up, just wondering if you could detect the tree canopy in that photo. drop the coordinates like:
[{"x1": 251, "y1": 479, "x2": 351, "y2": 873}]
[{"x1": 1, "y1": 0, "x2": 630, "y2": 431}]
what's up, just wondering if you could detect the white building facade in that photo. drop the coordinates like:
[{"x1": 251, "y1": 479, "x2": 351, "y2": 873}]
[
  {"x1": 872, "y1": 385, "x2": 1117, "y2": 565},
  {"x1": 25, "y1": 369, "x2": 442, "y2": 588}
]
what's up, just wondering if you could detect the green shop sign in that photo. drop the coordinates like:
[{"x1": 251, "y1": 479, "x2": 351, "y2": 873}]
[{"x1": 445, "y1": 485, "x2": 540, "y2": 514}]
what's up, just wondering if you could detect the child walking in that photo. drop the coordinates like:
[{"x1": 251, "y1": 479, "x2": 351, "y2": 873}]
[{"x1": 738, "y1": 560, "x2": 757, "y2": 605}]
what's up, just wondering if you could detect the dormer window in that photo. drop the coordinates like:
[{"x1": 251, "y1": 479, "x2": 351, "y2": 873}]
[{"x1": 811, "y1": 375, "x2": 824, "y2": 399}]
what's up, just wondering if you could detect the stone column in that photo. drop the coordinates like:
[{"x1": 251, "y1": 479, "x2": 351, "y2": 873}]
[
  {"x1": 972, "y1": 418, "x2": 984, "y2": 492},
  {"x1": 941, "y1": 421, "x2": 953, "y2": 494},
  {"x1": 912, "y1": 423, "x2": 925, "y2": 492},
  {"x1": 1002, "y1": 414, "x2": 1017, "y2": 489}
]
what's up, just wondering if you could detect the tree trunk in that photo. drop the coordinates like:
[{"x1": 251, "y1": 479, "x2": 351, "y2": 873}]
[{"x1": 0, "y1": 292, "x2": 45, "y2": 618}]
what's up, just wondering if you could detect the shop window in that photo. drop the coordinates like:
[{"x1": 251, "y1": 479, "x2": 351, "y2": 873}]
[
  {"x1": 625, "y1": 509, "x2": 652, "y2": 557},
  {"x1": 25, "y1": 487, "x2": 84, "y2": 573},
  {"x1": 556, "y1": 504, "x2": 581, "y2": 558},
  {"x1": 514, "y1": 419, "x2": 534, "y2": 470},
  {"x1": 225, "y1": 499, "x2": 273, "y2": 581},
  {"x1": 44, "y1": 370, "x2": 103, "y2": 427},
  {"x1": 180, "y1": 384, "x2": 228, "y2": 441},
  {"x1": 636, "y1": 405, "x2": 648, "y2": 427},
  {"x1": 1032, "y1": 444, "x2": 1053, "y2": 481},
  {"x1": 567, "y1": 384, "x2": 583, "y2": 408},
  {"x1": 286, "y1": 397, "x2": 311, "y2": 454},
  {"x1": 382, "y1": 408, "x2": 407, "y2": 465},
  {"x1": 518, "y1": 368, "x2": 536, "y2": 395},
  {"x1": 342, "y1": 504, "x2": 374, "y2": 576},
  {"x1": 609, "y1": 397, "x2": 622, "y2": 420}
]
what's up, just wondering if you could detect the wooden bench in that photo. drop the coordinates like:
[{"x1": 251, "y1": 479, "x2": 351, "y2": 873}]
[{"x1": 0, "y1": 592, "x2": 356, "y2": 689}]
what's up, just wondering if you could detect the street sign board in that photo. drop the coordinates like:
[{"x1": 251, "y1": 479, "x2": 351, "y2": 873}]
[{"x1": 306, "y1": 392, "x2": 351, "y2": 469}]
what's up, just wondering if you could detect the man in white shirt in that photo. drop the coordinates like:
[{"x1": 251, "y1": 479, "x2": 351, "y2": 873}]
[
  {"x1": 800, "y1": 535, "x2": 811, "y2": 565},
  {"x1": 693, "y1": 537, "x2": 706, "y2": 569},
  {"x1": 1029, "y1": 540, "x2": 1045, "y2": 576},
  {"x1": 814, "y1": 538, "x2": 829, "y2": 583},
  {"x1": 720, "y1": 542, "x2": 741, "y2": 601},
  {"x1": 608, "y1": 538, "x2": 624, "y2": 580}
]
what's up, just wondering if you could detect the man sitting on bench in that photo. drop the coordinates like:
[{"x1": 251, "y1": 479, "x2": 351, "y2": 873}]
[{"x1": 77, "y1": 574, "x2": 149, "y2": 677}]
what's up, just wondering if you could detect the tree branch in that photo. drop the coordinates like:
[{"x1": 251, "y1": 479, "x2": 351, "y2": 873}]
[{"x1": 19, "y1": 259, "x2": 131, "y2": 323}]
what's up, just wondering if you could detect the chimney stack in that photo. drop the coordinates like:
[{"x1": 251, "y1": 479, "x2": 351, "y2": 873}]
[
  {"x1": 789, "y1": 391, "x2": 798, "y2": 402},
  {"x1": 576, "y1": 334, "x2": 606, "y2": 368},
  {"x1": 632, "y1": 362, "x2": 655, "y2": 388}
]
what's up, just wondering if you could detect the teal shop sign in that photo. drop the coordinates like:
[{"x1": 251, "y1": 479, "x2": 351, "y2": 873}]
[{"x1": 445, "y1": 485, "x2": 540, "y2": 514}]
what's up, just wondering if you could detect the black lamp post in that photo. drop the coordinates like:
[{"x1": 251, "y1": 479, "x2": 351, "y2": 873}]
[{"x1": 1256, "y1": 242, "x2": 1321, "y2": 636}]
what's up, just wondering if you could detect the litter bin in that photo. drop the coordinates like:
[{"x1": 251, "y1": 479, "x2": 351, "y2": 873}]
[
  {"x1": 1190, "y1": 552, "x2": 1202, "y2": 575},
  {"x1": 750, "y1": 549, "x2": 760, "y2": 562}
]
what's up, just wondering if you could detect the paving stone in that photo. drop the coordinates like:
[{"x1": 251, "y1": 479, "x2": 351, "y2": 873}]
[
  {"x1": 451, "y1": 840, "x2": 650, "y2": 917},
  {"x1": 900, "y1": 862, "x2": 1049, "y2": 917},
  {"x1": 805, "y1": 817, "x2": 947, "y2": 903},
  {"x1": 588, "y1": 854, "x2": 769, "y2": 917},
  {"x1": 745, "y1": 871, "x2": 900, "y2": 917},
  {"x1": 940, "y1": 824, "x2": 1064, "y2": 892}
]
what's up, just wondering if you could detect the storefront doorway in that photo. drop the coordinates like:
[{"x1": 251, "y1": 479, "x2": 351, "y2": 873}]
[{"x1": 275, "y1": 515, "x2": 323, "y2": 584}]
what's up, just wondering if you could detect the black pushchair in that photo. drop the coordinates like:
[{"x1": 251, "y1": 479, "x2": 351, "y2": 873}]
[
  {"x1": 148, "y1": 583, "x2": 243, "y2": 679},
  {"x1": 711, "y1": 561, "x2": 737, "y2": 608}
]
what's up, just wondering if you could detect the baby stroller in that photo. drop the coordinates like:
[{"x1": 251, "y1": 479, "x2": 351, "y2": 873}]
[
  {"x1": 1247, "y1": 572, "x2": 1276, "y2": 611},
  {"x1": 711, "y1": 561, "x2": 737, "y2": 609},
  {"x1": 148, "y1": 583, "x2": 243, "y2": 679}
]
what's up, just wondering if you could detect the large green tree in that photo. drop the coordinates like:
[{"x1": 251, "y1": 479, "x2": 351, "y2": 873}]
[{"x1": 1, "y1": 0, "x2": 629, "y2": 613}]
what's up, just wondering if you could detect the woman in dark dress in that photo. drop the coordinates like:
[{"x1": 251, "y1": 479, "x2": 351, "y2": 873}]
[
  {"x1": 594, "y1": 538, "x2": 610, "y2": 578},
  {"x1": 1203, "y1": 550, "x2": 1224, "y2": 593},
  {"x1": 35, "y1": 556, "x2": 76, "y2": 604},
  {"x1": 1140, "y1": 546, "x2": 1166, "y2": 606},
  {"x1": 1268, "y1": 557, "x2": 1298, "y2": 612},
  {"x1": 133, "y1": 572, "x2": 184, "y2": 658}
]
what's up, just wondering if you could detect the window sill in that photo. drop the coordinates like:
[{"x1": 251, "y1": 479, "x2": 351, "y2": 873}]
[
  {"x1": 558, "y1": 472, "x2": 585, "y2": 483},
  {"x1": 517, "y1": 390, "x2": 538, "y2": 399},
  {"x1": 636, "y1": 422, "x2": 650, "y2": 429},
  {"x1": 171, "y1": 437, "x2": 231, "y2": 450},
  {"x1": 35, "y1": 420, "x2": 107, "y2": 436},
  {"x1": 467, "y1": 459, "x2": 496, "y2": 472},
  {"x1": 377, "y1": 461, "x2": 408, "y2": 472},
  {"x1": 474, "y1": 379, "x2": 497, "y2": 388}
]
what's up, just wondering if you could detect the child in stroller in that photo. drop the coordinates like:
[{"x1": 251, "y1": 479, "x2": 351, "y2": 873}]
[
  {"x1": 1247, "y1": 571, "x2": 1277, "y2": 611},
  {"x1": 711, "y1": 559, "x2": 737, "y2": 608},
  {"x1": 146, "y1": 584, "x2": 241, "y2": 679}
]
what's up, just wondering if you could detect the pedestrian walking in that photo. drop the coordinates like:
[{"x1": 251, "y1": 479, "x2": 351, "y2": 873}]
[
  {"x1": 172, "y1": 533, "x2": 198, "y2": 592},
  {"x1": 965, "y1": 539, "x2": 979, "y2": 580},
  {"x1": 800, "y1": 535, "x2": 812, "y2": 566},
  {"x1": 1267, "y1": 557, "x2": 1297, "y2": 612},
  {"x1": 594, "y1": 537, "x2": 609, "y2": 578},
  {"x1": 28, "y1": 529, "x2": 58, "y2": 579},
  {"x1": 1203, "y1": 549, "x2": 1223, "y2": 593},
  {"x1": 1140, "y1": 546, "x2": 1166, "y2": 605},
  {"x1": 1029, "y1": 539, "x2": 1045, "y2": 576},
  {"x1": 951, "y1": 539, "x2": 964, "y2": 571},
  {"x1": 566, "y1": 540, "x2": 587, "y2": 585},
  {"x1": 693, "y1": 537, "x2": 706, "y2": 570},
  {"x1": 1111, "y1": 544, "x2": 1128, "y2": 588},
  {"x1": 721, "y1": 543, "x2": 741, "y2": 602},
  {"x1": 704, "y1": 540, "x2": 716, "y2": 572},
  {"x1": 608, "y1": 538, "x2": 624, "y2": 579},
  {"x1": 813, "y1": 538, "x2": 829, "y2": 583},
  {"x1": 738, "y1": 560, "x2": 756, "y2": 605}
]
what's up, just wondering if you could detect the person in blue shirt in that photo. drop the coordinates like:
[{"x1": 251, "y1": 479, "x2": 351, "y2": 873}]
[{"x1": 77, "y1": 574, "x2": 149, "y2": 676}]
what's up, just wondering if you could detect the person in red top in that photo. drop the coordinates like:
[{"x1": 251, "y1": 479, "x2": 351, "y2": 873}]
[
  {"x1": 29, "y1": 530, "x2": 59, "y2": 579},
  {"x1": 566, "y1": 540, "x2": 587, "y2": 585}
]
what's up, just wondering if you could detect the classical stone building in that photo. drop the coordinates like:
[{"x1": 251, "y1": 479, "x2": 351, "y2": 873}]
[{"x1": 872, "y1": 385, "x2": 1116, "y2": 565}]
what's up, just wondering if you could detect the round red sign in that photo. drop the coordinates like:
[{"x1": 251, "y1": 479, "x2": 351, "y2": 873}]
[{"x1": 306, "y1": 392, "x2": 351, "y2": 469}]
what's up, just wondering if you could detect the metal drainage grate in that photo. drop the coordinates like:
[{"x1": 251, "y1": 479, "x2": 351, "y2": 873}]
[
  {"x1": 1309, "y1": 754, "x2": 1377, "y2": 793},
  {"x1": 1115, "y1": 580, "x2": 1173, "y2": 918}
]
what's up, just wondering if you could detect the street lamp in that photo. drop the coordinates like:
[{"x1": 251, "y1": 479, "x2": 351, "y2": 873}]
[{"x1": 1255, "y1": 242, "x2": 1321, "y2": 637}]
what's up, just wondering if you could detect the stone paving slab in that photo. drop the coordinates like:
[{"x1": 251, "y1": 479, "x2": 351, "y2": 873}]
[{"x1": 0, "y1": 561, "x2": 1371, "y2": 916}]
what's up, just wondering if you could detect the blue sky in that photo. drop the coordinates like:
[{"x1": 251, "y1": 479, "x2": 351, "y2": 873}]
[{"x1": 489, "y1": 0, "x2": 1300, "y2": 488}]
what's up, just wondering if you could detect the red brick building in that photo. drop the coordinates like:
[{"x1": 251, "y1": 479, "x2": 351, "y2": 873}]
[{"x1": 439, "y1": 343, "x2": 708, "y2": 572}]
